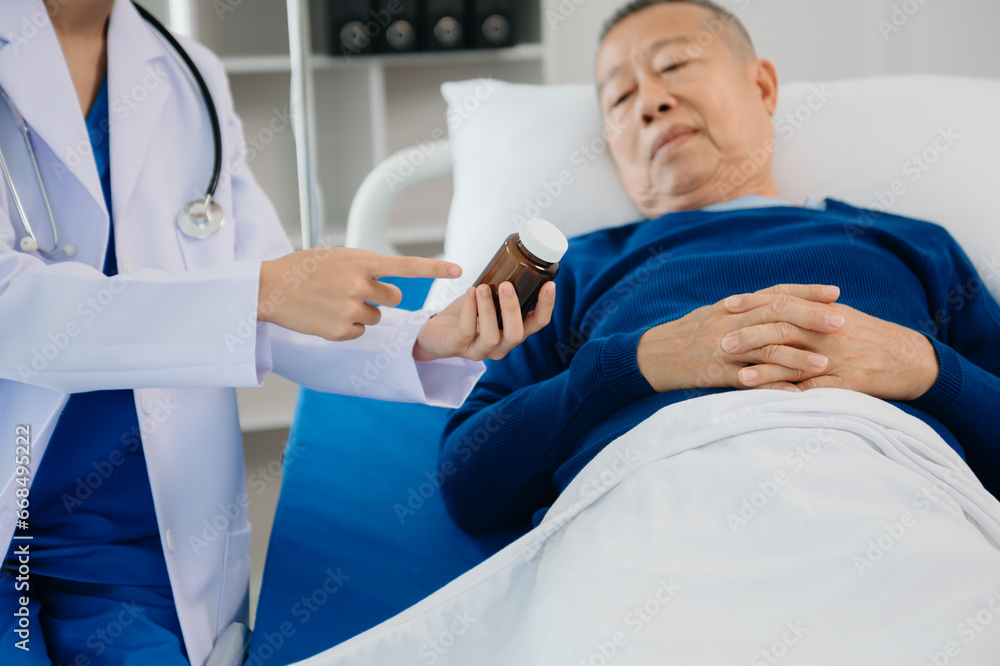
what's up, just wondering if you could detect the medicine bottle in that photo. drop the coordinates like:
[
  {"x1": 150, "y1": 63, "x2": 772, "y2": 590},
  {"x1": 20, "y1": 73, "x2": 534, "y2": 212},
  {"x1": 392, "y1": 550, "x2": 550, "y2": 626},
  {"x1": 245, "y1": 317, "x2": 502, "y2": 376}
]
[{"x1": 473, "y1": 218, "x2": 568, "y2": 329}]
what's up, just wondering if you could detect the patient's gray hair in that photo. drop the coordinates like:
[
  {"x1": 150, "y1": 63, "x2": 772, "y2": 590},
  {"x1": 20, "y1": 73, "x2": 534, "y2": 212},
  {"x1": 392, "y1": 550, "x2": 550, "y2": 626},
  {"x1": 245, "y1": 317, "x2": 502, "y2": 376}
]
[{"x1": 600, "y1": 0, "x2": 756, "y2": 62}]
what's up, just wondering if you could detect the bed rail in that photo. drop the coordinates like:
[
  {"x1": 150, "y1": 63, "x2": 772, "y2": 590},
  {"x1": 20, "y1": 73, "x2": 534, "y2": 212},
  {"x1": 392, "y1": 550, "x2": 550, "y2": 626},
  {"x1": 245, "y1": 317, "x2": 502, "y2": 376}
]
[{"x1": 345, "y1": 139, "x2": 453, "y2": 256}]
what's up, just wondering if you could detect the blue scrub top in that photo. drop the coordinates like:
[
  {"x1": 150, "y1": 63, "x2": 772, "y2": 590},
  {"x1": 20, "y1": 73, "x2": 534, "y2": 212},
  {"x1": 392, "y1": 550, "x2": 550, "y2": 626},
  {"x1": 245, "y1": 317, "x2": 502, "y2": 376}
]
[{"x1": 12, "y1": 75, "x2": 170, "y2": 586}]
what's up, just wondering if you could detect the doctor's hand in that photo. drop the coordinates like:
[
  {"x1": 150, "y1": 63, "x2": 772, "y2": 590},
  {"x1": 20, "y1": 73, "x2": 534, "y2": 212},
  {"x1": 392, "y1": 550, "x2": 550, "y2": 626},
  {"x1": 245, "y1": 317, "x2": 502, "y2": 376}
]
[
  {"x1": 637, "y1": 284, "x2": 844, "y2": 393},
  {"x1": 413, "y1": 281, "x2": 557, "y2": 362},
  {"x1": 722, "y1": 287, "x2": 940, "y2": 401},
  {"x1": 257, "y1": 247, "x2": 462, "y2": 341}
]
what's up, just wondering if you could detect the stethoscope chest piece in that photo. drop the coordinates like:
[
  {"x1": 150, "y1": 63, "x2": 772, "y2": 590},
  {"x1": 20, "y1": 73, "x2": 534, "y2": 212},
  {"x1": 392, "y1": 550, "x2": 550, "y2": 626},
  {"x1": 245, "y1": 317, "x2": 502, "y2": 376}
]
[{"x1": 177, "y1": 197, "x2": 224, "y2": 238}]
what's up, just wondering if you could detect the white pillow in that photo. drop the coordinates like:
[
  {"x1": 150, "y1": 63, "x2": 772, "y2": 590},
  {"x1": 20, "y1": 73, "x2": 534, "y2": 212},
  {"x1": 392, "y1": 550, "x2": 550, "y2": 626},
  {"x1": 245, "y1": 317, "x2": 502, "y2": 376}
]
[{"x1": 426, "y1": 75, "x2": 1000, "y2": 308}]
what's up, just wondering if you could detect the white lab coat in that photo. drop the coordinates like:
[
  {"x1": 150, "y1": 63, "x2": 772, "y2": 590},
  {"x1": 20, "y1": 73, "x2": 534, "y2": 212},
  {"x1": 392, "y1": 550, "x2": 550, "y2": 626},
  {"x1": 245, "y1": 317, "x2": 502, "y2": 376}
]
[{"x1": 0, "y1": 1, "x2": 483, "y2": 663}]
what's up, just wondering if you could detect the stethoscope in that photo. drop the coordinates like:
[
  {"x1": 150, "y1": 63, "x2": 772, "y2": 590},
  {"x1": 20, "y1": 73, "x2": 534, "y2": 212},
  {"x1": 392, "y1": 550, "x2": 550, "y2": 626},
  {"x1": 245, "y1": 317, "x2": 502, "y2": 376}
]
[{"x1": 0, "y1": 2, "x2": 223, "y2": 261}]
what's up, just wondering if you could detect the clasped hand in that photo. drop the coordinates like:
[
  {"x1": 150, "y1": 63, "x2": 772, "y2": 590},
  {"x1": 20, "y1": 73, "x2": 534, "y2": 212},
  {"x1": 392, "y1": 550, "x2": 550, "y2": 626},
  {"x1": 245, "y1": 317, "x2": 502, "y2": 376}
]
[{"x1": 637, "y1": 284, "x2": 940, "y2": 401}]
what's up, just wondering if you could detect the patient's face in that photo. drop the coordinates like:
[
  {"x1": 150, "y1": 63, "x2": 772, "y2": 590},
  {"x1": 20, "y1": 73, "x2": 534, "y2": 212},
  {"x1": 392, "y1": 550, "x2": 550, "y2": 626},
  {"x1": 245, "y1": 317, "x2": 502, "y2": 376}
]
[{"x1": 596, "y1": 3, "x2": 780, "y2": 217}]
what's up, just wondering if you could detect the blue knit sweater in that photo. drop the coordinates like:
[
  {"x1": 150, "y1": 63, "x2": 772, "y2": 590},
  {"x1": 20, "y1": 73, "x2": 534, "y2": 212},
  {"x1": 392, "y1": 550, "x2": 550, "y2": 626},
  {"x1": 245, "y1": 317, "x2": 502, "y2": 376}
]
[{"x1": 439, "y1": 198, "x2": 1000, "y2": 533}]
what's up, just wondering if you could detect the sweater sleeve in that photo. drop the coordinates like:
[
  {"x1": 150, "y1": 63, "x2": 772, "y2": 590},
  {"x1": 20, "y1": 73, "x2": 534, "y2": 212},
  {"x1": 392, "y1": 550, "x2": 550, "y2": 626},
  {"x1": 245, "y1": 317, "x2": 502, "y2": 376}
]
[
  {"x1": 437, "y1": 256, "x2": 656, "y2": 532},
  {"x1": 438, "y1": 329, "x2": 654, "y2": 533},
  {"x1": 909, "y1": 231, "x2": 1000, "y2": 498}
]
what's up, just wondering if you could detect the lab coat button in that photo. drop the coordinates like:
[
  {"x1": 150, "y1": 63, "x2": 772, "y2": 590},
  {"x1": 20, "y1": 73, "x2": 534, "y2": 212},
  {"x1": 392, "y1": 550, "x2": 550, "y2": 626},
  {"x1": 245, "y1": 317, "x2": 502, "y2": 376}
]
[
  {"x1": 165, "y1": 529, "x2": 176, "y2": 552},
  {"x1": 140, "y1": 391, "x2": 153, "y2": 415}
]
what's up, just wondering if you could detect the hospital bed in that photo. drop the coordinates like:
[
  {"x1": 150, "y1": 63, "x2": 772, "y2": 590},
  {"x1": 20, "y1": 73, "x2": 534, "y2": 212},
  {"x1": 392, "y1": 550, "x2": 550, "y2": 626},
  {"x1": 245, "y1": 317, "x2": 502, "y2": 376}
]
[{"x1": 245, "y1": 74, "x2": 1000, "y2": 665}]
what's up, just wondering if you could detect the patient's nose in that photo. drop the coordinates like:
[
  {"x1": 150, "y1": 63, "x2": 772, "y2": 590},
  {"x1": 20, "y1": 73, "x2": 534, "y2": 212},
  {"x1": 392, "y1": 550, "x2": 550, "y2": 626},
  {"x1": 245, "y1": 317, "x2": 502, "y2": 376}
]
[
  {"x1": 641, "y1": 101, "x2": 671, "y2": 125},
  {"x1": 638, "y1": 80, "x2": 675, "y2": 125}
]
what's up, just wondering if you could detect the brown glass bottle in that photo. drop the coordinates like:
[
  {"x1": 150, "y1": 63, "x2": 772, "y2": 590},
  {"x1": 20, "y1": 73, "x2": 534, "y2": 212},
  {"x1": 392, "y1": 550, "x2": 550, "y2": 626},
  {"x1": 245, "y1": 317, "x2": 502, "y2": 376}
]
[{"x1": 473, "y1": 218, "x2": 568, "y2": 329}]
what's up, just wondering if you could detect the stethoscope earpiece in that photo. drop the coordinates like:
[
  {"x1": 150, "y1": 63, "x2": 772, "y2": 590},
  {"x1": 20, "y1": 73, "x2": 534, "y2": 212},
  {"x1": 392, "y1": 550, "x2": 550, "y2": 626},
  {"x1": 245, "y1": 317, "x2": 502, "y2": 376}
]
[{"x1": 19, "y1": 236, "x2": 77, "y2": 258}]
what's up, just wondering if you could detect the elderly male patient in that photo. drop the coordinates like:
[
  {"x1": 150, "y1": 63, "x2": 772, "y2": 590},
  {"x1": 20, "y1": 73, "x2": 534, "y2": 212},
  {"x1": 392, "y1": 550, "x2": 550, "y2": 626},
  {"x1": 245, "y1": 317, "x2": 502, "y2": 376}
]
[{"x1": 439, "y1": 0, "x2": 1000, "y2": 533}]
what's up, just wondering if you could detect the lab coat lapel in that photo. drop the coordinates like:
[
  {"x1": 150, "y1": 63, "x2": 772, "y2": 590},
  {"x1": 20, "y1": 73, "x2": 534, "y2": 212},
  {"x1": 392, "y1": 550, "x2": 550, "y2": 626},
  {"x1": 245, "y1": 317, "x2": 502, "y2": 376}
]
[
  {"x1": 106, "y1": 0, "x2": 170, "y2": 225},
  {"x1": 0, "y1": 0, "x2": 107, "y2": 218}
]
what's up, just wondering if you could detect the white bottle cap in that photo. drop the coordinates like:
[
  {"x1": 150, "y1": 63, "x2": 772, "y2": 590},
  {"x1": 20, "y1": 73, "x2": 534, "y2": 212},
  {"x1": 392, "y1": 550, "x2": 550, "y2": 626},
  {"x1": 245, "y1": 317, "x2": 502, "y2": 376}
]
[{"x1": 519, "y1": 218, "x2": 568, "y2": 264}]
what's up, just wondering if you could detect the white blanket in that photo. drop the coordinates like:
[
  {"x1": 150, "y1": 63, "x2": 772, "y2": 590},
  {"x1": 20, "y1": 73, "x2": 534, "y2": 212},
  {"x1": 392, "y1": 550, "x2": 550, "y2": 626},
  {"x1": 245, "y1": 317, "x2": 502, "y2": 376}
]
[{"x1": 295, "y1": 389, "x2": 1000, "y2": 666}]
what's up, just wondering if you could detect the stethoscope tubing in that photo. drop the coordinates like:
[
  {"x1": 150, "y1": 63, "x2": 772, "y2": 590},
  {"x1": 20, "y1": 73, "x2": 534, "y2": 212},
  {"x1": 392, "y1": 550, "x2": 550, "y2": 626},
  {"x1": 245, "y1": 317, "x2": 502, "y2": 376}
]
[
  {"x1": 0, "y1": 1, "x2": 224, "y2": 257},
  {"x1": 0, "y1": 87, "x2": 63, "y2": 257},
  {"x1": 132, "y1": 1, "x2": 222, "y2": 201}
]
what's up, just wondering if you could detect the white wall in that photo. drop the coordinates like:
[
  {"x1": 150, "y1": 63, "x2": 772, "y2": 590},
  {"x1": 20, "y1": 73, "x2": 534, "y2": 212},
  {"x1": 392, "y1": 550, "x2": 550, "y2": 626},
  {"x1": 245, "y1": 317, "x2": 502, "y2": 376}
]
[
  {"x1": 139, "y1": 0, "x2": 170, "y2": 24},
  {"x1": 547, "y1": 0, "x2": 1000, "y2": 84}
]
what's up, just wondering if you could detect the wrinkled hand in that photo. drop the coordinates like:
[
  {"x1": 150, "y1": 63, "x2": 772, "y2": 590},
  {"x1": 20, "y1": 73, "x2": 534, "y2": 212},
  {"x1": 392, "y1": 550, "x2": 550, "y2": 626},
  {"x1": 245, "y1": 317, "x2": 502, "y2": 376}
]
[
  {"x1": 413, "y1": 281, "x2": 556, "y2": 362},
  {"x1": 637, "y1": 284, "x2": 844, "y2": 393},
  {"x1": 722, "y1": 286, "x2": 940, "y2": 400}
]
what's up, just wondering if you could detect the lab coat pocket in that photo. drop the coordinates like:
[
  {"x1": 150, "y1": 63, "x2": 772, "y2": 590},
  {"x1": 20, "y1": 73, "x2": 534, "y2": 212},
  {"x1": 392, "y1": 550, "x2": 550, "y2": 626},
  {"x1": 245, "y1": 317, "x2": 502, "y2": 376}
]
[{"x1": 216, "y1": 522, "x2": 252, "y2": 629}]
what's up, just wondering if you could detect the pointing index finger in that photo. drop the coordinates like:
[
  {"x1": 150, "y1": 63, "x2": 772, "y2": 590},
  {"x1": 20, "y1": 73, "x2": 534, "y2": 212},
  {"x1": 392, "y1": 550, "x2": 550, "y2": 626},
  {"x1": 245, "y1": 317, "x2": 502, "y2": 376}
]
[{"x1": 369, "y1": 254, "x2": 462, "y2": 279}]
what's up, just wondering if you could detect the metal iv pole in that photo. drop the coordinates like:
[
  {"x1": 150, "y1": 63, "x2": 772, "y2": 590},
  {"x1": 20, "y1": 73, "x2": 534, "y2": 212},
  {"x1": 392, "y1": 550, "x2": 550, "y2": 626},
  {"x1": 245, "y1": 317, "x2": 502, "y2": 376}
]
[{"x1": 286, "y1": 0, "x2": 323, "y2": 249}]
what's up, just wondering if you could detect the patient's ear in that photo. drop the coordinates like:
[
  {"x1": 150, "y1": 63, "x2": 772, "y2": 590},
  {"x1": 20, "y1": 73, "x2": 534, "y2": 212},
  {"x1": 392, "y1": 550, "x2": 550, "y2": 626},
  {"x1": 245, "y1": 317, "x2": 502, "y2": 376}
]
[{"x1": 751, "y1": 58, "x2": 779, "y2": 116}]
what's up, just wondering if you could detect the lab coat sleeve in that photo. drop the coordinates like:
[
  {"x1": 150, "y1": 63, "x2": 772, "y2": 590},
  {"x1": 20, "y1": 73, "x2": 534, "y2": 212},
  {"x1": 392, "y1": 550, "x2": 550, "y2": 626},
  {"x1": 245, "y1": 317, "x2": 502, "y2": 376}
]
[
  {"x1": 0, "y1": 191, "x2": 482, "y2": 406},
  {"x1": 262, "y1": 312, "x2": 486, "y2": 408},
  {"x1": 0, "y1": 220, "x2": 268, "y2": 392},
  {"x1": 204, "y1": 48, "x2": 484, "y2": 407}
]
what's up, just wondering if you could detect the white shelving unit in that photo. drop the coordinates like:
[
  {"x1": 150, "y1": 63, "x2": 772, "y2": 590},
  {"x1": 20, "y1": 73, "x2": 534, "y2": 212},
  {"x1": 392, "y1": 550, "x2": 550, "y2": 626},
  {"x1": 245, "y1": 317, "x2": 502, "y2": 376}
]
[{"x1": 167, "y1": 0, "x2": 551, "y2": 252}]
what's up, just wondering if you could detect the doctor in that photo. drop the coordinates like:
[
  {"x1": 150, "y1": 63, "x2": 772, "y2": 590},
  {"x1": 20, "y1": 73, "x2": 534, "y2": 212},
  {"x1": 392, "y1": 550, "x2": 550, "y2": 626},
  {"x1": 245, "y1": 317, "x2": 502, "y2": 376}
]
[{"x1": 0, "y1": 0, "x2": 556, "y2": 664}]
